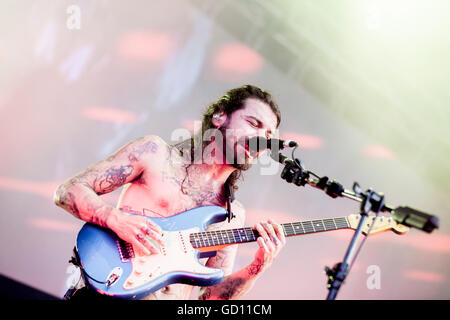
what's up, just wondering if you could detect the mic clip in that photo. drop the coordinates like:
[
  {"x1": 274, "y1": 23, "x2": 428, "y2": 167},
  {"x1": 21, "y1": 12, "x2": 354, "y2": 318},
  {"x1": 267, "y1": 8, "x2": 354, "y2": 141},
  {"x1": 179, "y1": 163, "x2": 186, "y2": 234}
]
[{"x1": 280, "y1": 159, "x2": 310, "y2": 187}]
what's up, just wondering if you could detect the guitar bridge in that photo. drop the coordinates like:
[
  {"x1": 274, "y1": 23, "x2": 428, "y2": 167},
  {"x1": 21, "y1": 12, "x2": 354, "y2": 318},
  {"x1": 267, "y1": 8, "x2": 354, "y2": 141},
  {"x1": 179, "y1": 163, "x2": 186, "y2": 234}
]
[{"x1": 117, "y1": 239, "x2": 135, "y2": 262}]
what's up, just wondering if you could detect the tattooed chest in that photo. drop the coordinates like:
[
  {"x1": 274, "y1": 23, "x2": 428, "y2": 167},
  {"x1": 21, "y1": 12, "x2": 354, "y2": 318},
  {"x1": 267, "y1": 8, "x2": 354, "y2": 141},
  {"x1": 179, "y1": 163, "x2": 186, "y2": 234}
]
[
  {"x1": 118, "y1": 169, "x2": 224, "y2": 217},
  {"x1": 160, "y1": 168, "x2": 225, "y2": 206}
]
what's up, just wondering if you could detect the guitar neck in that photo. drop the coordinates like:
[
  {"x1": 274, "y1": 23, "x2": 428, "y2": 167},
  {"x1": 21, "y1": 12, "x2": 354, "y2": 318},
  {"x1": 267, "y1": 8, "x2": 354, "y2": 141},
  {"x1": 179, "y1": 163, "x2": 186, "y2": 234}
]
[{"x1": 190, "y1": 217, "x2": 350, "y2": 251}]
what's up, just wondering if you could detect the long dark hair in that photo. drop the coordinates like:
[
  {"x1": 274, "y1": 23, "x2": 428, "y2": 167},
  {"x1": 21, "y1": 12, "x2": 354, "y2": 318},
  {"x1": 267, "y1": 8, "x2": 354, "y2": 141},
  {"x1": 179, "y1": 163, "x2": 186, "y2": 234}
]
[{"x1": 173, "y1": 85, "x2": 281, "y2": 201}]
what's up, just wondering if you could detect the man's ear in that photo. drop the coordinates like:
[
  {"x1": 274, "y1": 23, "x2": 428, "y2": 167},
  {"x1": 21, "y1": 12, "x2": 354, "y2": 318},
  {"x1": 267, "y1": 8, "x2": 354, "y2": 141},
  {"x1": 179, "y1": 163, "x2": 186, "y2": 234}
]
[{"x1": 212, "y1": 112, "x2": 227, "y2": 128}]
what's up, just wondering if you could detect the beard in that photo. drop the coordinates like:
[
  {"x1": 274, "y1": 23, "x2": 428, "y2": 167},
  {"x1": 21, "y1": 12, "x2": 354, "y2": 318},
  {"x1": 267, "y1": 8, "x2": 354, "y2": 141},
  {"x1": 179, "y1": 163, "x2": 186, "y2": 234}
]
[{"x1": 219, "y1": 126, "x2": 253, "y2": 171}]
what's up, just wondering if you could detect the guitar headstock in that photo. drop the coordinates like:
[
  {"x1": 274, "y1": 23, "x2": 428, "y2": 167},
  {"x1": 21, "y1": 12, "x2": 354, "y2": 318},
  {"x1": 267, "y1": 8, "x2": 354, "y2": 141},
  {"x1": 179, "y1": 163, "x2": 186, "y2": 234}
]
[{"x1": 347, "y1": 214, "x2": 410, "y2": 236}]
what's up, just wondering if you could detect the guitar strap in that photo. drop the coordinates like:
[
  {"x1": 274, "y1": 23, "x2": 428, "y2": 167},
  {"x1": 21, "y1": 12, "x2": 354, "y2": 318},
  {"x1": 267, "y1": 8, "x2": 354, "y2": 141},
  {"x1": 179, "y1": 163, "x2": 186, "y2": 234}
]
[{"x1": 225, "y1": 182, "x2": 236, "y2": 223}]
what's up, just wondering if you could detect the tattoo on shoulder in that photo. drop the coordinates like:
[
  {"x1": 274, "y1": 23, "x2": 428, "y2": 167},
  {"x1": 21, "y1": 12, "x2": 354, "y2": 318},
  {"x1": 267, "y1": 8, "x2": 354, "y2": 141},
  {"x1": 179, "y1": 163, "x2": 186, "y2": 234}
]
[
  {"x1": 93, "y1": 165, "x2": 133, "y2": 194},
  {"x1": 128, "y1": 140, "x2": 158, "y2": 162}
]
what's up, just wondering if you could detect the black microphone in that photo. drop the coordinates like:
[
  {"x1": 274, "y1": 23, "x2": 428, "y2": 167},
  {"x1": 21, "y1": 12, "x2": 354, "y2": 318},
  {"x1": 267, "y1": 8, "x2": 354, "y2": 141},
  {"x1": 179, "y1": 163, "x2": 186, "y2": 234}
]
[
  {"x1": 392, "y1": 206, "x2": 439, "y2": 233},
  {"x1": 247, "y1": 136, "x2": 298, "y2": 152}
]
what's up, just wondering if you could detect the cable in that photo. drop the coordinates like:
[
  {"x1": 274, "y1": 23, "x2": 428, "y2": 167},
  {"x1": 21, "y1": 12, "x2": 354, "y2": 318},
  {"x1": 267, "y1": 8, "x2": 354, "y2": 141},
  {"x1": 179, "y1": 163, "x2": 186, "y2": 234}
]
[
  {"x1": 291, "y1": 146, "x2": 321, "y2": 180},
  {"x1": 69, "y1": 254, "x2": 108, "y2": 285}
]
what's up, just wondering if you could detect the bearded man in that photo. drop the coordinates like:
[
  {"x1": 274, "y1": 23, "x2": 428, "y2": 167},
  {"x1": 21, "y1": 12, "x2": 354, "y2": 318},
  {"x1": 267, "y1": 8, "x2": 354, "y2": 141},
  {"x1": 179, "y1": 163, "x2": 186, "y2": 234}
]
[{"x1": 54, "y1": 85, "x2": 286, "y2": 300}]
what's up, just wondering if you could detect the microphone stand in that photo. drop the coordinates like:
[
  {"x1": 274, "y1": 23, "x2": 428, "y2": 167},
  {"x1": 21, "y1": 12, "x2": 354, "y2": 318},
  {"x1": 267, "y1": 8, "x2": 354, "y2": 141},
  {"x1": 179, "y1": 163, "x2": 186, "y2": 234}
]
[
  {"x1": 325, "y1": 187, "x2": 384, "y2": 300},
  {"x1": 269, "y1": 148, "x2": 439, "y2": 300}
]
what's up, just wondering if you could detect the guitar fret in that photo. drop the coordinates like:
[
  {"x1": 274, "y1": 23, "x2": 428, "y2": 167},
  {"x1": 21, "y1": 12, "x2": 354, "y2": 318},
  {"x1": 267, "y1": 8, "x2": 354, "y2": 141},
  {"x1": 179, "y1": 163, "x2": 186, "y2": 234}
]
[
  {"x1": 219, "y1": 230, "x2": 227, "y2": 245},
  {"x1": 290, "y1": 223, "x2": 298, "y2": 236},
  {"x1": 190, "y1": 234, "x2": 196, "y2": 247},
  {"x1": 215, "y1": 231, "x2": 222, "y2": 245},
  {"x1": 207, "y1": 232, "x2": 213, "y2": 245},
  {"x1": 191, "y1": 234, "x2": 197, "y2": 248},
  {"x1": 331, "y1": 218, "x2": 338, "y2": 229},
  {"x1": 233, "y1": 229, "x2": 241, "y2": 243},
  {"x1": 245, "y1": 228, "x2": 256, "y2": 242},
  {"x1": 302, "y1": 221, "x2": 314, "y2": 233},
  {"x1": 227, "y1": 231, "x2": 233, "y2": 244},
  {"x1": 335, "y1": 217, "x2": 350, "y2": 229},
  {"x1": 292, "y1": 223, "x2": 299, "y2": 236},
  {"x1": 222, "y1": 230, "x2": 228, "y2": 244},
  {"x1": 238, "y1": 229, "x2": 247, "y2": 242},
  {"x1": 312, "y1": 220, "x2": 325, "y2": 232},
  {"x1": 196, "y1": 234, "x2": 203, "y2": 248},
  {"x1": 209, "y1": 233, "x2": 214, "y2": 246},
  {"x1": 211, "y1": 231, "x2": 218, "y2": 245},
  {"x1": 286, "y1": 223, "x2": 294, "y2": 236},
  {"x1": 282, "y1": 223, "x2": 293, "y2": 236},
  {"x1": 323, "y1": 219, "x2": 337, "y2": 230},
  {"x1": 287, "y1": 223, "x2": 294, "y2": 236},
  {"x1": 202, "y1": 232, "x2": 210, "y2": 247},
  {"x1": 245, "y1": 228, "x2": 251, "y2": 241},
  {"x1": 293, "y1": 222, "x2": 304, "y2": 235},
  {"x1": 289, "y1": 223, "x2": 298, "y2": 235},
  {"x1": 344, "y1": 217, "x2": 350, "y2": 228},
  {"x1": 298, "y1": 222, "x2": 305, "y2": 234},
  {"x1": 226, "y1": 230, "x2": 234, "y2": 244}
]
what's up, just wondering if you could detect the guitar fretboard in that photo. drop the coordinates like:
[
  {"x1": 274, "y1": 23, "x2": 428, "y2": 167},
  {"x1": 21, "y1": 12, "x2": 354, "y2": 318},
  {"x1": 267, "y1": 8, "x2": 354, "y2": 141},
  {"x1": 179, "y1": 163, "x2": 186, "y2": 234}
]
[{"x1": 189, "y1": 217, "x2": 350, "y2": 249}]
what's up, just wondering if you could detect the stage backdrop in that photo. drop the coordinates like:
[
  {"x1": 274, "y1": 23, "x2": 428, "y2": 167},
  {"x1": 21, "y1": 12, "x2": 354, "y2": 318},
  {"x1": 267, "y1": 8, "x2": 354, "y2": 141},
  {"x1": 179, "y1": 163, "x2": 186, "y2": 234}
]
[{"x1": 0, "y1": 0, "x2": 449, "y2": 299}]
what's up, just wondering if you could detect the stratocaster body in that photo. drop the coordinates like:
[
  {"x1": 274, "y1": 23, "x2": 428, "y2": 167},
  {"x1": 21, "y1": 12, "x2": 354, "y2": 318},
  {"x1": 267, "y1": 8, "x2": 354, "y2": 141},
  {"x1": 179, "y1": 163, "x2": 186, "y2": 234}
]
[{"x1": 76, "y1": 206, "x2": 227, "y2": 299}]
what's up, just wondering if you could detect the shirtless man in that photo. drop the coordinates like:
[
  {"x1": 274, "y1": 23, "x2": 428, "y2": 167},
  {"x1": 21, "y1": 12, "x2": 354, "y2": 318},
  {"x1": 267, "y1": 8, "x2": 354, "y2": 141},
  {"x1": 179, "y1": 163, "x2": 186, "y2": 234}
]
[{"x1": 54, "y1": 85, "x2": 286, "y2": 300}]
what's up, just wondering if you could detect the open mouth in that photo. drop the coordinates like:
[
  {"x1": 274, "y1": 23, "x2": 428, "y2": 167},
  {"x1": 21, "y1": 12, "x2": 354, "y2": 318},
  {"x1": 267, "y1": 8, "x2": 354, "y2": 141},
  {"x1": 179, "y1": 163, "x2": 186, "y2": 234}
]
[
  {"x1": 244, "y1": 143, "x2": 252, "y2": 158},
  {"x1": 238, "y1": 138, "x2": 258, "y2": 159}
]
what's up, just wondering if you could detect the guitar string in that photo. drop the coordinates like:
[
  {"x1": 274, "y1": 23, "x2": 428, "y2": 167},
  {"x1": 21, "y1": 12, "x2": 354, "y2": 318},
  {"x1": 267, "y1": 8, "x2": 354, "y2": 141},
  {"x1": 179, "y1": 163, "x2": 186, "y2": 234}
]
[{"x1": 189, "y1": 217, "x2": 350, "y2": 248}]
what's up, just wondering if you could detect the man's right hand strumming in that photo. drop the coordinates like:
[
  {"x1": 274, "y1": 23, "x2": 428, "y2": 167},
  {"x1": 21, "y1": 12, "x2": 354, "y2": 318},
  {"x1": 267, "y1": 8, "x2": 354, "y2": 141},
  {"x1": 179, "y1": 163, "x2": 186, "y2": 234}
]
[{"x1": 107, "y1": 210, "x2": 164, "y2": 256}]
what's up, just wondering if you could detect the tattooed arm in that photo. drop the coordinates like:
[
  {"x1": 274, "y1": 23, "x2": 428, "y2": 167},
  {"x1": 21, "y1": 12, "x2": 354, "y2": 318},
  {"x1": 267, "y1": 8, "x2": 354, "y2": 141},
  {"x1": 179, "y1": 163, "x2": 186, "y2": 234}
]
[
  {"x1": 198, "y1": 203, "x2": 286, "y2": 300},
  {"x1": 54, "y1": 135, "x2": 164, "y2": 254}
]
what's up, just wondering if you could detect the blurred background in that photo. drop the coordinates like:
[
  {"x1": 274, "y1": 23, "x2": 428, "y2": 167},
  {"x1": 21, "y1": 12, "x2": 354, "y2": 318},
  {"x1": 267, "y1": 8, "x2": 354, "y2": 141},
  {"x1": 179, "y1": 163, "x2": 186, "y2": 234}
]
[{"x1": 0, "y1": 0, "x2": 449, "y2": 299}]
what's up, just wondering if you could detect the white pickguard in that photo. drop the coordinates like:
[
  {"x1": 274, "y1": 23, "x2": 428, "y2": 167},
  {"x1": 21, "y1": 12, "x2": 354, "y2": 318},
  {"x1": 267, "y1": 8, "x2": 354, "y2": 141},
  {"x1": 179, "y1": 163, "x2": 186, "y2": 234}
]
[{"x1": 123, "y1": 227, "x2": 220, "y2": 290}]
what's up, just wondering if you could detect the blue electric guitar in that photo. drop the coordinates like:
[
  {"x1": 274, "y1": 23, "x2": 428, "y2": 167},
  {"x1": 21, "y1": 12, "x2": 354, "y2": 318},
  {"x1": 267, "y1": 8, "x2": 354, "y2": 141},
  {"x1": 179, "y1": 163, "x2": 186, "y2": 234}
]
[{"x1": 75, "y1": 205, "x2": 408, "y2": 299}]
